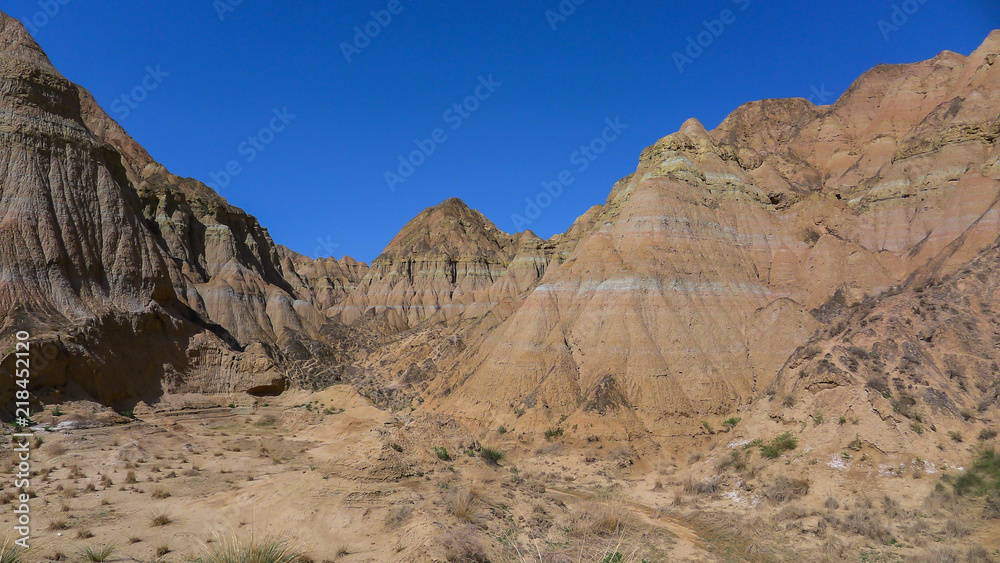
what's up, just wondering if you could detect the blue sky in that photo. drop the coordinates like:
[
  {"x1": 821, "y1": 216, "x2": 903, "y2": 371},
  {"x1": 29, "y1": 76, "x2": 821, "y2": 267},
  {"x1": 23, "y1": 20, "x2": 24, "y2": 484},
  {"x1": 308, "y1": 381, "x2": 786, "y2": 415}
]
[{"x1": 8, "y1": 0, "x2": 1000, "y2": 262}]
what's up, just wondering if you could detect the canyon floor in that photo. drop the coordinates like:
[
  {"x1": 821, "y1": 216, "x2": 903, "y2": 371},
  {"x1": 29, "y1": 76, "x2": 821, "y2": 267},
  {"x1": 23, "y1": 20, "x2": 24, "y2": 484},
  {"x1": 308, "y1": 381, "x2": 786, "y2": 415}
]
[{"x1": 4, "y1": 390, "x2": 997, "y2": 563}]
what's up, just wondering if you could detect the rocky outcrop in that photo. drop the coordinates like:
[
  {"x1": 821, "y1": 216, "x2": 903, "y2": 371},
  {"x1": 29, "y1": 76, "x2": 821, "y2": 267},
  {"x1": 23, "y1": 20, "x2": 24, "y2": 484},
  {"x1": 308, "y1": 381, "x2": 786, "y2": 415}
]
[
  {"x1": 0, "y1": 12, "x2": 345, "y2": 409},
  {"x1": 399, "y1": 32, "x2": 1000, "y2": 438},
  {"x1": 330, "y1": 198, "x2": 576, "y2": 330}
]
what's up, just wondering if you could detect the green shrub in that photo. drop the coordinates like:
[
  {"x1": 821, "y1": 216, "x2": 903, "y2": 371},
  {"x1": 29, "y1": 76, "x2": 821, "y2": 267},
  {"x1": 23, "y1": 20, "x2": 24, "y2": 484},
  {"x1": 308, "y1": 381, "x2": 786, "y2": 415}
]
[
  {"x1": 81, "y1": 544, "x2": 116, "y2": 563},
  {"x1": 497, "y1": 426, "x2": 507, "y2": 435},
  {"x1": 479, "y1": 447, "x2": 504, "y2": 465},
  {"x1": 0, "y1": 537, "x2": 28, "y2": 563},
  {"x1": 390, "y1": 443, "x2": 403, "y2": 453},
  {"x1": 52, "y1": 406, "x2": 63, "y2": 417},
  {"x1": 760, "y1": 433, "x2": 798, "y2": 459},
  {"x1": 434, "y1": 447, "x2": 451, "y2": 461},
  {"x1": 544, "y1": 427, "x2": 564, "y2": 440},
  {"x1": 701, "y1": 421, "x2": 715, "y2": 435},
  {"x1": 723, "y1": 417, "x2": 740, "y2": 429},
  {"x1": 193, "y1": 535, "x2": 306, "y2": 563},
  {"x1": 979, "y1": 429, "x2": 997, "y2": 442},
  {"x1": 953, "y1": 449, "x2": 1000, "y2": 497}
]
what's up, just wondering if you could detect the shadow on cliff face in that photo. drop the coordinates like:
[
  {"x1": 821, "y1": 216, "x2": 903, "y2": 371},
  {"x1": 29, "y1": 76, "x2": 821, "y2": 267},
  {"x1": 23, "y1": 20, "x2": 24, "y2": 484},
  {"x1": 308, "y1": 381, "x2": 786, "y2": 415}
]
[{"x1": 0, "y1": 302, "x2": 247, "y2": 418}]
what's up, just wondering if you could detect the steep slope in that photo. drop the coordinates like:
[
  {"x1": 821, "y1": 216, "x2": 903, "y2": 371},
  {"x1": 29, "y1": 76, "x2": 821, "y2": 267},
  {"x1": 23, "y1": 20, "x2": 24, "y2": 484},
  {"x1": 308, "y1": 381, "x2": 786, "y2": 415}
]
[
  {"x1": 400, "y1": 32, "x2": 1000, "y2": 440},
  {"x1": 331, "y1": 198, "x2": 580, "y2": 330},
  {"x1": 0, "y1": 12, "x2": 345, "y2": 409}
]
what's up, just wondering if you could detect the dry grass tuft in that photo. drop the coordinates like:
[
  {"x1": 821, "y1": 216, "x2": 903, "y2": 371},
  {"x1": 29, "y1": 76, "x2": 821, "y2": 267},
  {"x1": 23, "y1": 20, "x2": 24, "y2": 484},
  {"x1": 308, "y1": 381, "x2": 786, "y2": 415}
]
[
  {"x1": 763, "y1": 476, "x2": 810, "y2": 503},
  {"x1": 571, "y1": 502, "x2": 632, "y2": 538},
  {"x1": 149, "y1": 510, "x2": 173, "y2": 527},
  {"x1": 682, "y1": 476, "x2": 721, "y2": 495},
  {"x1": 192, "y1": 533, "x2": 306, "y2": 563},
  {"x1": 445, "y1": 489, "x2": 480, "y2": 523}
]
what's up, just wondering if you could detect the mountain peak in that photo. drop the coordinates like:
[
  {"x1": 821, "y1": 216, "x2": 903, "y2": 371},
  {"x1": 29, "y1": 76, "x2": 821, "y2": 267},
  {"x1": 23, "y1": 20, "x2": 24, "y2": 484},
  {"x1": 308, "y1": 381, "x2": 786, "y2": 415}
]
[
  {"x1": 0, "y1": 11, "x2": 56, "y2": 71},
  {"x1": 378, "y1": 198, "x2": 512, "y2": 262}
]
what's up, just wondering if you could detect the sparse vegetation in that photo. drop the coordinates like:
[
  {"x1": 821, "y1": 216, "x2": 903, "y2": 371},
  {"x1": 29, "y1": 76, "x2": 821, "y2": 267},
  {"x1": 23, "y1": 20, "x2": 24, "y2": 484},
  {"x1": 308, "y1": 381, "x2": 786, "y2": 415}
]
[
  {"x1": 497, "y1": 426, "x2": 507, "y2": 435},
  {"x1": 544, "y1": 427, "x2": 564, "y2": 440},
  {"x1": 701, "y1": 421, "x2": 715, "y2": 434},
  {"x1": 953, "y1": 448, "x2": 1000, "y2": 497},
  {"x1": 192, "y1": 535, "x2": 306, "y2": 563},
  {"x1": 150, "y1": 510, "x2": 173, "y2": 527},
  {"x1": 0, "y1": 536, "x2": 28, "y2": 563},
  {"x1": 80, "y1": 544, "x2": 116, "y2": 563},
  {"x1": 979, "y1": 429, "x2": 997, "y2": 442},
  {"x1": 434, "y1": 447, "x2": 451, "y2": 461},
  {"x1": 763, "y1": 476, "x2": 810, "y2": 503},
  {"x1": 848, "y1": 434, "x2": 863, "y2": 451},
  {"x1": 722, "y1": 417, "x2": 740, "y2": 429},
  {"x1": 479, "y1": 446, "x2": 504, "y2": 465},
  {"x1": 759, "y1": 433, "x2": 798, "y2": 459},
  {"x1": 948, "y1": 430, "x2": 964, "y2": 443}
]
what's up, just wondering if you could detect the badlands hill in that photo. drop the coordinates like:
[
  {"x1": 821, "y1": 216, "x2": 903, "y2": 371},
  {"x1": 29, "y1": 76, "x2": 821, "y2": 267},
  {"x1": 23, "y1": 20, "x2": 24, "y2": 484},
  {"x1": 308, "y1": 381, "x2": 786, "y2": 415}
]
[
  {"x1": 2, "y1": 8, "x2": 1000, "y2": 562},
  {"x1": 1, "y1": 10, "x2": 999, "y2": 449}
]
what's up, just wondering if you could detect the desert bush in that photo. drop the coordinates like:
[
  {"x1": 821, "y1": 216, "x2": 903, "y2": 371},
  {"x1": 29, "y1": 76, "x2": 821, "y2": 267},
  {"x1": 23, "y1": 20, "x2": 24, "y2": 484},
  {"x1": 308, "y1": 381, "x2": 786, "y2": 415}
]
[
  {"x1": 682, "y1": 476, "x2": 721, "y2": 495},
  {"x1": 760, "y1": 433, "x2": 798, "y2": 459},
  {"x1": 80, "y1": 544, "x2": 116, "y2": 563},
  {"x1": 948, "y1": 431, "x2": 964, "y2": 443},
  {"x1": 723, "y1": 417, "x2": 740, "y2": 429},
  {"x1": 124, "y1": 470, "x2": 137, "y2": 484},
  {"x1": 701, "y1": 421, "x2": 715, "y2": 434},
  {"x1": 715, "y1": 449, "x2": 749, "y2": 474},
  {"x1": 984, "y1": 495, "x2": 1000, "y2": 519},
  {"x1": 979, "y1": 429, "x2": 997, "y2": 442},
  {"x1": 945, "y1": 516, "x2": 970, "y2": 538},
  {"x1": 479, "y1": 446, "x2": 504, "y2": 465},
  {"x1": 571, "y1": 502, "x2": 631, "y2": 537},
  {"x1": 867, "y1": 375, "x2": 891, "y2": 397},
  {"x1": 149, "y1": 510, "x2": 172, "y2": 527},
  {"x1": 0, "y1": 536, "x2": 28, "y2": 563},
  {"x1": 434, "y1": 447, "x2": 451, "y2": 461},
  {"x1": 544, "y1": 427, "x2": 564, "y2": 440},
  {"x1": 966, "y1": 545, "x2": 996, "y2": 563},
  {"x1": 386, "y1": 505, "x2": 412, "y2": 528},
  {"x1": 48, "y1": 519, "x2": 70, "y2": 531},
  {"x1": 840, "y1": 507, "x2": 893, "y2": 544},
  {"x1": 151, "y1": 487, "x2": 170, "y2": 499},
  {"x1": 953, "y1": 449, "x2": 1000, "y2": 497},
  {"x1": 763, "y1": 477, "x2": 809, "y2": 503},
  {"x1": 441, "y1": 527, "x2": 490, "y2": 563},
  {"x1": 445, "y1": 489, "x2": 479, "y2": 523},
  {"x1": 192, "y1": 534, "x2": 306, "y2": 563}
]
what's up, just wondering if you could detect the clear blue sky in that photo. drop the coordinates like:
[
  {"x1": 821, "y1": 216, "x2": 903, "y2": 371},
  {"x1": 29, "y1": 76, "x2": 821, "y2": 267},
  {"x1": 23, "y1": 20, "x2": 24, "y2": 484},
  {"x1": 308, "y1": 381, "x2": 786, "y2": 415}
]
[{"x1": 8, "y1": 0, "x2": 999, "y2": 262}]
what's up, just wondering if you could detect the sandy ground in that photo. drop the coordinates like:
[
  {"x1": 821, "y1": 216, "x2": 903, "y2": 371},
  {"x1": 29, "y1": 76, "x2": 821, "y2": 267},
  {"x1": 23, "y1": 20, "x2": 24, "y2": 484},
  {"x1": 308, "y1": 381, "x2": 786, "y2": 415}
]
[{"x1": 2, "y1": 386, "x2": 998, "y2": 562}]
